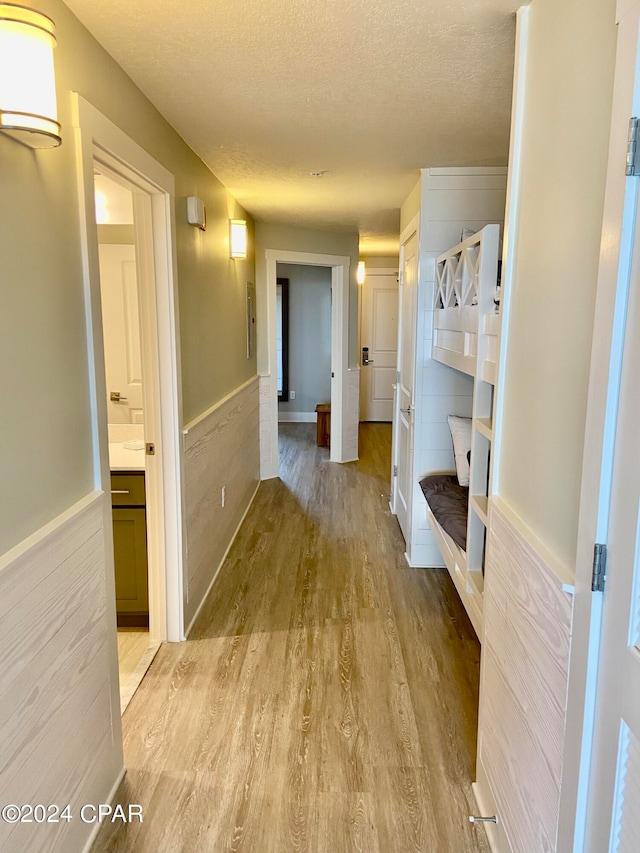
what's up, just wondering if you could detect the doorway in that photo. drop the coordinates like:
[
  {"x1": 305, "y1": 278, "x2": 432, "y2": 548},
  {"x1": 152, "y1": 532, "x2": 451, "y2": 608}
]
[
  {"x1": 276, "y1": 263, "x2": 332, "y2": 432},
  {"x1": 94, "y1": 168, "x2": 161, "y2": 710},
  {"x1": 359, "y1": 266, "x2": 399, "y2": 422},
  {"x1": 74, "y1": 95, "x2": 185, "y2": 719},
  {"x1": 263, "y1": 249, "x2": 356, "y2": 479},
  {"x1": 391, "y1": 226, "x2": 419, "y2": 543}
]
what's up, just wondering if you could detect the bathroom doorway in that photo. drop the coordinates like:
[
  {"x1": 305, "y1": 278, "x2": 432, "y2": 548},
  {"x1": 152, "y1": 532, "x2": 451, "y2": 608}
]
[{"x1": 94, "y1": 167, "x2": 161, "y2": 711}]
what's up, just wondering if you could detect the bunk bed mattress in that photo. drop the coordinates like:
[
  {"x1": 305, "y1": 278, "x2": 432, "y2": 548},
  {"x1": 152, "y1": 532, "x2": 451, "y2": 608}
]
[{"x1": 419, "y1": 474, "x2": 468, "y2": 551}]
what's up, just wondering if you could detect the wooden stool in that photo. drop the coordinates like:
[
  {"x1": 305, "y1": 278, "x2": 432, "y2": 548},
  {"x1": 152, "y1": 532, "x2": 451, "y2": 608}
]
[{"x1": 315, "y1": 403, "x2": 331, "y2": 447}]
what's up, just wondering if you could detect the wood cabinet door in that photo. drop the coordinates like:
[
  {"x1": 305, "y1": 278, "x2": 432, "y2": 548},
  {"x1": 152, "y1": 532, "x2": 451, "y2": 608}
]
[{"x1": 113, "y1": 507, "x2": 149, "y2": 617}]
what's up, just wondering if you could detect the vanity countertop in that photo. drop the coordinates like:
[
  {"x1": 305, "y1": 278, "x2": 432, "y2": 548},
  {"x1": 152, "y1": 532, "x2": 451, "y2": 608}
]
[{"x1": 109, "y1": 442, "x2": 146, "y2": 472}]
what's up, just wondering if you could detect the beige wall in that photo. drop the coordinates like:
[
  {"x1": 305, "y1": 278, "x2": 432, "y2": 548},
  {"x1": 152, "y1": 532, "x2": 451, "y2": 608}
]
[
  {"x1": 255, "y1": 223, "x2": 360, "y2": 369},
  {"x1": 97, "y1": 224, "x2": 135, "y2": 244},
  {"x1": 400, "y1": 178, "x2": 421, "y2": 233},
  {"x1": 498, "y1": 0, "x2": 617, "y2": 572},
  {"x1": 364, "y1": 256, "x2": 399, "y2": 270},
  {"x1": 0, "y1": 0, "x2": 255, "y2": 555}
]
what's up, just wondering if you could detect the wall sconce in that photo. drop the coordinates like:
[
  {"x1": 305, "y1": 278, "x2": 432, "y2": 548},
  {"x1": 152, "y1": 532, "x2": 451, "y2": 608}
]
[
  {"x1": 357, "y1": 261, "x2": 366, "y2": 284},
  {"x1": 186, "y1": 196, "x2": 206, "y2": 230},
  {"x1": 230, "y1": 219, "x2": 247, "y2": 259},
  {"x1": 0, "y1": 4, "x2": 61, "y2": 148}
]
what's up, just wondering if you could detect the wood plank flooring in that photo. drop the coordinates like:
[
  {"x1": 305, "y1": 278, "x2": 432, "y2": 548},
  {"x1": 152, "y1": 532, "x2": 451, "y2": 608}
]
[
  {"x1": 116, "y1": 629, "x2": 162, "y2": 714},
  {"x1": 92, "y1": 424, "x2": 487, "y2": 852}
]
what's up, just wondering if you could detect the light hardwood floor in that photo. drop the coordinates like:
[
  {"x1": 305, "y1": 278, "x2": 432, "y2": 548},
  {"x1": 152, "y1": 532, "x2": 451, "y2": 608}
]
[
  {"x1": 116, "y1": 629, "x2": 161, "y2": 714},
  {"x1": 93, "y1": 424, "x2": 488, "y2": 852}
]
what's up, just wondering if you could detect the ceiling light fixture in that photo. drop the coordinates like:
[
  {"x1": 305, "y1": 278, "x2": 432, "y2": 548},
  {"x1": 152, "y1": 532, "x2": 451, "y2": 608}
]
[
  {"x1": 357, "y1": 261, "x2": 365, "y2": 285},
  {"x1": 229, "y1": 219, "x2": 247, "y2": 259},
  {"x1": 0, "y1": 3, "x2": 61, "y2": 148}
]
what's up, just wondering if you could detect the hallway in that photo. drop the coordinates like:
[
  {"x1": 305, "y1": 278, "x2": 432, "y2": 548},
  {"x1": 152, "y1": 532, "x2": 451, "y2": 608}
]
[{"x1": 93, "y1": 423, "x2": 487, "y2": 852}]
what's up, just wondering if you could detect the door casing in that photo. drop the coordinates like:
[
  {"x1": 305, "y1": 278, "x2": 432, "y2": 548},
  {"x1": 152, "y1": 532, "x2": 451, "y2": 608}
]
[{"x1": 73, "y1": 95, "x2": 185, "y2": 650}]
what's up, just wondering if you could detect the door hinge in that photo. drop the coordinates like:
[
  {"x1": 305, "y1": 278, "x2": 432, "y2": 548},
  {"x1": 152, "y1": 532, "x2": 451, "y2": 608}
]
[
  {"x1": 591, "y1": 543, "x2": 607, "y2": 592},
  {"x1": 627, "y1": 117, "x2": 639, "y2": 176},
  {"x1": 393, "y1": 465, "x2": 398, "y2": 477}
]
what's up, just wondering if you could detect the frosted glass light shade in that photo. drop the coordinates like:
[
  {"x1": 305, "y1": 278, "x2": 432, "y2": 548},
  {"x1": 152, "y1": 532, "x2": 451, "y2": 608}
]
[
  {"x1": 0, "y1": 4, "x2": 61, "y2": 148},
  {"x1": 357, "y1": 261, "x2": 365, "y2": 284},
  {"x1": 230, "y1": 219, "x2": 247, "y2": 259}
]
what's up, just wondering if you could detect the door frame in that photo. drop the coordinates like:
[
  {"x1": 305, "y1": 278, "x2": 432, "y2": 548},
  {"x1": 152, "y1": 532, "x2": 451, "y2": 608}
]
[
  {"x1": 358, "y1": 266, "x2": 399, "y2": 422},
  {"x1": 73, "y1": 94, "x2": 185, "y2": 645},
  {"x1": 558, "y1": 0, "x2": 640, "y2": 847},
  {"x1": 263, "y1": 249, "x2": 352, "y2": 476},
  {"x1": 390, "y1": 215, "x2": 419, "y2": 516}
]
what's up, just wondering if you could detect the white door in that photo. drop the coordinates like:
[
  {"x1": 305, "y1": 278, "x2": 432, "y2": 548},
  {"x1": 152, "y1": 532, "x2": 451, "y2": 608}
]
[
  {"x1": 586, "y1": 174, "x2": 640, "y2": 851},
  {"x1": 98, "y1": 243, "x2": 144, "y2": 424},
  {"x1": 394, "y1": 232, "x2": 418, "y2": 542},
  {"x1": 360, "y1": 270, "x2": 399, "y2": 421}
]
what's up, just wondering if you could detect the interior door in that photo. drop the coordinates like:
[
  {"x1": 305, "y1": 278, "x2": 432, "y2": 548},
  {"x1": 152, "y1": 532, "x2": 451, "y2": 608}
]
[
  {"x1": 586, "y1": 185, "x2": 640, "y2": 849},
  {"x1": 98, "y1": 243, "x2": 144, "y2": 424},
  {"x1": 394, "y1": 232, "x2": 418, "y2": 543},
  {"x1": 360, "y1": 270, "x2": 399, "y2": 421}
]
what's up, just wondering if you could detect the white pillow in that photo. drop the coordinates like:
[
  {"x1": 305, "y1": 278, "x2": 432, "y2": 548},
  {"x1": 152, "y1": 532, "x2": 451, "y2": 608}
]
[{"x1": 447, "y1": 415, "x2": 472, "y2": 487}]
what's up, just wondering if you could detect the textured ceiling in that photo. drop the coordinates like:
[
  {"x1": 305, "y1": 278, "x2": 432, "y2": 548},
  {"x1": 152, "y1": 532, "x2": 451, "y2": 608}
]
[{"x1": 64, "y1": 0, "x2": 519, "y2": 255}]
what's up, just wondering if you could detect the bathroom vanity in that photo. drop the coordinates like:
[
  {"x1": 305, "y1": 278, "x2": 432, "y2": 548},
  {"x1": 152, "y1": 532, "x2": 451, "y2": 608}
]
[{"x1": 109, "y1": 438, "x2": 148, "y2": 627}]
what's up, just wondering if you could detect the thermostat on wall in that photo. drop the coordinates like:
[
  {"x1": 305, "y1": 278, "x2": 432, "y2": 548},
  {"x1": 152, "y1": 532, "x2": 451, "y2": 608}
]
[{"x1": 186, "y1": 196, "x2": 206, "y2": 230}]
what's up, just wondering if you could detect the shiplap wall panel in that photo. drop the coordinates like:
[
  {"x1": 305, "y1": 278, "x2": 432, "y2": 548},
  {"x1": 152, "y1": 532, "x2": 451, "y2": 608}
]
[
  {"x1": 184, "y1": 376, "x2": 260, "y2": 628},
  {"x1": 259, "y1": 374, "x2": 274, "y2": 478},
  {"x1": 343, "y1": 369, "x2": 360, "y2": 462},
  {"x1": 0, "y1": 493, "x2": 121, "y2": 853},
  {"x1": 478, "y1": 501, "x2": 574, "y2": 853}
]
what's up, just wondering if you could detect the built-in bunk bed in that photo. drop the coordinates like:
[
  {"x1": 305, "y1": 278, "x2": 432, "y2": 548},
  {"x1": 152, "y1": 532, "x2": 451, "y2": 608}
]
[{"x1": 419, "y1": 224, "x2": 501, "y2": 638}]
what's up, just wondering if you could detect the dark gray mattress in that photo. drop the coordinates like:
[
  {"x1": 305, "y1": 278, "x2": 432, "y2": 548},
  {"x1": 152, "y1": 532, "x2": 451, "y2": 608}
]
[{"x1": 419, "y1": 474, "x2": 468, "y2": 551}]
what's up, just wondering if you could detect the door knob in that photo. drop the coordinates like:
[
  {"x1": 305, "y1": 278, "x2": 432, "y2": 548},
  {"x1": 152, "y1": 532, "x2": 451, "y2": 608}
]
[
  {"x1": 362, "y1": 346, "x2": 374, "y2": 365},
  {"x1": 110, "y1": 391, "x2": 128, "y2": 402}
]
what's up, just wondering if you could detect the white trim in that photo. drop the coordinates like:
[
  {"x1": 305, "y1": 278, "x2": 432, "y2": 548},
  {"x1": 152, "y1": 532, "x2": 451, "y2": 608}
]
[
  {"x1": 0, "y1": 489, "x2": 103, "y2": 572},
  {"x1": 492, "y1": 6, "x2": 528, "y2": 496},
  {"x1": 81, "y1": 767, "x2": 127, "y2": 853},
  {"x1": 560, "y1": 1, "x2": 640, "y2": 848},
  {"x1": 263, "y1": 249, "x2": 353, "y2": 477},
  {"x1": 391, "y1": 214, "x2": 420, "y2": 515},
  {"x1": 184, "y1": 480, "x2": 260, "y2": 638},
  {"x1": 399, "y1": 212, "x2": 420, "y2": 248},
  {"x1": 277, "y1": 411, "x2": 317, "y2": 423},
  {"x1": 72, "y1": 94, "x2": 185, "y2": 645},
  {"x1": 183, "y1": 374, "x2": 258, "y2": 435}
]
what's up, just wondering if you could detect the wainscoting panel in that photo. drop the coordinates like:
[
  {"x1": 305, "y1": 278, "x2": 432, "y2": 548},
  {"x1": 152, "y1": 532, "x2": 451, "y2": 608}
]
[
  {"x1": 259, "y1": 374, "x2": 275, "y2": 479},
  {"x1": 183, "y1": 376, "x2": 261, "y2": 631},
  {"x1": 476, "y1": 499, "x2": 574, "y2": 853},
  {"x1": 342, "y1": 368, "x2": 360, "y2": 462},
  {"x1": 0, "y1": 492, "x2": 122, "y2": 853}
]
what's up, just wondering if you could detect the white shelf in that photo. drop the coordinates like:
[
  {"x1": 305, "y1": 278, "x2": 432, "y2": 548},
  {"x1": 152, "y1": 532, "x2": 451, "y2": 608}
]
[
  {"x1": 470, "y1": 494, "x2": 489, "y2": 527},
  {"x1": 474, "y1": 417, "x2": 493, "y2": 441},
  {"x1": 422, "y1": 224, "x2": 503, "y2": 644}
]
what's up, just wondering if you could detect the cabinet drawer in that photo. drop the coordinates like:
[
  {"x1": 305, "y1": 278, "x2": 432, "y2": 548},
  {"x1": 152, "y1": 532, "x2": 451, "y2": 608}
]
[{"x1": 110, "y1": 472, "x2": 145, "y2": 506}]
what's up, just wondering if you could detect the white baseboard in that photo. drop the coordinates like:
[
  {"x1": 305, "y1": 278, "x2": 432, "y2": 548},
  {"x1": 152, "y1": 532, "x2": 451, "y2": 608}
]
[
  {"x1": 277, "y1": 411, "x2": 316, "y2": 423},
  {"x1": 82, "y1": 767, "x2": 127, "y2": 853}
]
